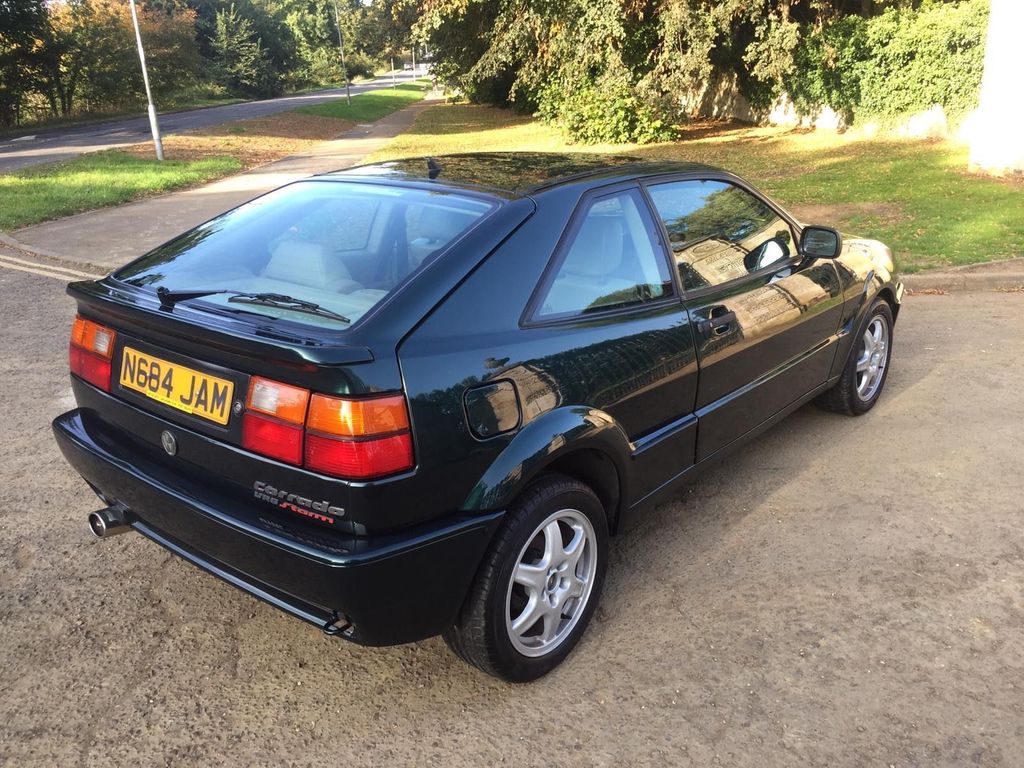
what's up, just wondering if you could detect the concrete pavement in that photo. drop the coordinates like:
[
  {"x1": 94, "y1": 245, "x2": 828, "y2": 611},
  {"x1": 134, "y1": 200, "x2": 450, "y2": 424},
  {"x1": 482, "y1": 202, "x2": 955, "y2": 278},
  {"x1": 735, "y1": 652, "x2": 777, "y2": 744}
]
[
  {"x1": 901, "y1": 257, "x2": 1024, "y2": 292},
  {"x1": 6, "y1": 97, "x2": 436, "y2": 272},
  {"x1": 0, "y1": 72, "x2": 422, "y2": 173}
]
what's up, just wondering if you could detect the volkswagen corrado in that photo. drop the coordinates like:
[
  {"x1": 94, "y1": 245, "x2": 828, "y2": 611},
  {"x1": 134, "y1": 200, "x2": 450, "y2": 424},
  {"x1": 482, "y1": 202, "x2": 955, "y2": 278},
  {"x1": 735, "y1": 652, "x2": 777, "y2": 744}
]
[{"x1": 53, "y1": 153, "x2": 903, "y2": 681}]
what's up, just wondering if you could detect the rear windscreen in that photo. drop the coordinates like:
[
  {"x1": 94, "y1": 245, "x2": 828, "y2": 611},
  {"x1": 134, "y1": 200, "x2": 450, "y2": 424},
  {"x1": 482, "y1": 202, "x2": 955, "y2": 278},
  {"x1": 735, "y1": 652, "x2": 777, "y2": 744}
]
[{"x1": 114, "y1": 181, "x2": 495, "y2": 329}]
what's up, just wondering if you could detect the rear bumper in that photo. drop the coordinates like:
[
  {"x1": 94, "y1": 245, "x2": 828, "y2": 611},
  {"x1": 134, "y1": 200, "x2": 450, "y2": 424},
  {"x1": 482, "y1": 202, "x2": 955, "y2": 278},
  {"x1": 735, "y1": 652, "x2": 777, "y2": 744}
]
[{"x1": 53, "y1": 408, "x2": 502, "y2": 646}]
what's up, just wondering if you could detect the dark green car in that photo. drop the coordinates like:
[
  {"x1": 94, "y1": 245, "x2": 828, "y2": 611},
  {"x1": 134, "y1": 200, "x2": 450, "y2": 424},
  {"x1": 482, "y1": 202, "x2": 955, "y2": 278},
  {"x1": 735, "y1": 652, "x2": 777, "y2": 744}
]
[{"x1": 54, "y1": 153, "x2": 903, "y2": 681}]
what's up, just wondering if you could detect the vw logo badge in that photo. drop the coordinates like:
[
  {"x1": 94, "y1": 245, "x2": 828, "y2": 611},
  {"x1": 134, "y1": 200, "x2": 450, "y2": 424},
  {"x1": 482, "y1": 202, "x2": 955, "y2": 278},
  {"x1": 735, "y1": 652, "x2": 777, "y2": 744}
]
[{"x1": 160, "y1": 430, "x2": 178, "y2": 457}]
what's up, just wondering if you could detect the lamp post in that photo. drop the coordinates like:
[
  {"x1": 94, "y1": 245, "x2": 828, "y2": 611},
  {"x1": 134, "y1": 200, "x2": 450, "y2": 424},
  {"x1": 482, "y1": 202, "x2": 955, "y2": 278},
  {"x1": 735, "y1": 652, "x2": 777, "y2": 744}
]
[
  {"x1": 127, "y1": 0, "x2": 163, "y2": 160},
  {"x1": 331, "y1": 0, "x2": 352, "y2": 106}
]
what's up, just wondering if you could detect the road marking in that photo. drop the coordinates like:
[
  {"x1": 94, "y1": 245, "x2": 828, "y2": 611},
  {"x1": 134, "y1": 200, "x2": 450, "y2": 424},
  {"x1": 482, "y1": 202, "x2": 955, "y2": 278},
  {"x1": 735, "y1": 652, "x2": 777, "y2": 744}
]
[
  {"x1": 0, "y1": 253, "x2": 99, "y2": 278},
  {"x1": 0, "y1": 255, "x2": 99, "y2": 282},
  {"x1": 10, "y1": 135, "x2": 36, "y2": 142}
]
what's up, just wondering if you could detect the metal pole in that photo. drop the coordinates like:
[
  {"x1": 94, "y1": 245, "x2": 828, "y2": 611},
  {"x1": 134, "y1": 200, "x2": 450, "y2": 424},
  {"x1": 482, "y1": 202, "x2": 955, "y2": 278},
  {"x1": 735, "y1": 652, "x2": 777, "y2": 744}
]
[
  {"x1": 391, "y1": 58, "x2": 397, "y2": 87},
  {"x1": 331, "y1": 0, "x2": 351, "y2": 106},
  {"x1": 128, "y1": 0, "x2": 163, "y2": 160},
  {"x1": 412, "y1": 45, "x2": 416, "y2": 74}
]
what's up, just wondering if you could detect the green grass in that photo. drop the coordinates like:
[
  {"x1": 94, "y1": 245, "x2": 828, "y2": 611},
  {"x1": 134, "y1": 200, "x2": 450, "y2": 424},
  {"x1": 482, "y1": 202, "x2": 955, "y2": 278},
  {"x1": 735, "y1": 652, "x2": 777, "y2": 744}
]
[
  {"x1": 761, "y1": 143, "x2": 1024, "y2": 273},
  {"x1": 0, "y1": 151, "x2": 240, "y2": 231},
  {"x1": 295, "y1": 81, "x2": 429, "y2": 124},
  {"x1": 370, "y1": 103, "x2": 1024, "y2": 272}
]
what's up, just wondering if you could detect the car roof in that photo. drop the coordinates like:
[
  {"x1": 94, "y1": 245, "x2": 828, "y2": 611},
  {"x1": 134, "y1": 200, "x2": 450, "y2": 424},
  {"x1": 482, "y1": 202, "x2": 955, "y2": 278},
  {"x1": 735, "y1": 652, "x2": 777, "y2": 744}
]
[{"x1": 324, "y1": 152, "x2": 723, "y2": 197}]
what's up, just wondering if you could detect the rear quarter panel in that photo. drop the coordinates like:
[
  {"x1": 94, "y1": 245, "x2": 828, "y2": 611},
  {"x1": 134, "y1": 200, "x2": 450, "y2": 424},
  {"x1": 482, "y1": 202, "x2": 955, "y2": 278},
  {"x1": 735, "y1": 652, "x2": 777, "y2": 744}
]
[{"x1": 399, "y1": 182, "x2": 699, "y2": 519}]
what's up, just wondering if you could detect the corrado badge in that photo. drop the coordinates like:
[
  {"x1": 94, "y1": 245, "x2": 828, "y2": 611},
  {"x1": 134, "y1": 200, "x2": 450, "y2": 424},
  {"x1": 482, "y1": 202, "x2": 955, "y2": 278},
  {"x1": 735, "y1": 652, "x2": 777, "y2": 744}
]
[{"x1": 253, "y1": 481, "x2": 344, "y2": 525}]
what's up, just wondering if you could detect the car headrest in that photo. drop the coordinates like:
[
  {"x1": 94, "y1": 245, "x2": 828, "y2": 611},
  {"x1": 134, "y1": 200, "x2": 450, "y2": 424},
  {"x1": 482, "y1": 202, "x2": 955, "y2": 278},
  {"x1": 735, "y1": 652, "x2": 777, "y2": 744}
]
[
  {"x1": 417, "y1": 208, "x2": 472, "y2": 243},
  {"x1": 263, "y1": 240, "x2": 354, "y2": 290},
  {"x1": 565, "y1": 217, "x2": 624, "y2": 278}
]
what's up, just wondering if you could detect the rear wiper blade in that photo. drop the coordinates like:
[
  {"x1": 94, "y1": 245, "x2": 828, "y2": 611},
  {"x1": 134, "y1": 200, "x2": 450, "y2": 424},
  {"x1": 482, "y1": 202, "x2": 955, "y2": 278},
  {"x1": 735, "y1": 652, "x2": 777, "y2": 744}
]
[
  {"x1": 156, "y1": 286, "x2": 237, "y2": 309},
  {"x1": 227, "y1": 292, "x2": 351, "y2": 324},
  {"x1": 155, "y1": 287, "x2": 350, "y2": 324}
]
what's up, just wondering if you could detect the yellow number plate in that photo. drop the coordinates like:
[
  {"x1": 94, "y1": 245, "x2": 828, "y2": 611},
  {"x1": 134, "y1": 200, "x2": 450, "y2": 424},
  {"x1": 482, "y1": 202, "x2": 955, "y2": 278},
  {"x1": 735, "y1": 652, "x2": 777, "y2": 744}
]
[{"x1": 119, "y1": 347, "x2": 235, "y2": 425}]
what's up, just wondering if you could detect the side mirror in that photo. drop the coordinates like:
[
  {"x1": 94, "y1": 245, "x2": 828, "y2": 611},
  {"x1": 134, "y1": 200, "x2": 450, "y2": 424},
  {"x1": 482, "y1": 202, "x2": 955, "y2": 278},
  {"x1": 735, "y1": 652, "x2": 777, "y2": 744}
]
[{"x1": 800, "y1": 225, "x2": 842, "y2": 259}]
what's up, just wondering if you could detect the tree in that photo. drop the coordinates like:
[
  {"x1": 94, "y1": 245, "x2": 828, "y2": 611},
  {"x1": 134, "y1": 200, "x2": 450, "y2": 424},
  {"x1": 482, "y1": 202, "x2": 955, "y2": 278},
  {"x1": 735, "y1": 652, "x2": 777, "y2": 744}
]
[
  {"x1": 211, "y1": 3, "x2": 279, "y2": 97},
  {"x1": 419, "y1": 0, "x2": 989, "y2": 143},
  {"x1": 27, "y1": 0, "x2": 200, "y2": 120},
  {"x1": 32, "y1": 0, "x2": 135, "y2": 117},
  {"x1": 362, "y1": 0, "x2": 417, "y2": 61},
  {"x1": 0, "y1": 0, "x2": 47, "y2": 126},
  {"x1": 137, "y1": 4, "x2": 204, "y2": 100}
]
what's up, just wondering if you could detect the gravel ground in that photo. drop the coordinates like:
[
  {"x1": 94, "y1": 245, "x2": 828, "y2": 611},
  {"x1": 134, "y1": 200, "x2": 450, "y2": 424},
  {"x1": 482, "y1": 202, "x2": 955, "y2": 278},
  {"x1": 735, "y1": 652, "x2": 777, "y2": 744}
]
[{"x1": 1, "y1": 267, "x2": 1022, "y2": 767}]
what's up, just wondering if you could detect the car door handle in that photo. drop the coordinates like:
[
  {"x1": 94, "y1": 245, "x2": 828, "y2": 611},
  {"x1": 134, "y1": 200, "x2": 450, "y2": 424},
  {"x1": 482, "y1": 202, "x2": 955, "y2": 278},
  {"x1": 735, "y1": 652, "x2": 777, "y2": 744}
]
[{"x1": 697, "y1": 310, "x2": 737, "y2": 336}]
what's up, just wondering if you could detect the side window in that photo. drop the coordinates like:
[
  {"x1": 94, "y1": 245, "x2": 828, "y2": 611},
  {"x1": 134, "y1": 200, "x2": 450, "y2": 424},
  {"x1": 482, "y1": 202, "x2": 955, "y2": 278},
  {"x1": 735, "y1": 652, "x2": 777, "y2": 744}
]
[
  {"x1": 647, "y1": 180, "x2": 795, "y2": 291},
  {"x1": 536, "y1": 189, "x2": 673, "y2": 319}
]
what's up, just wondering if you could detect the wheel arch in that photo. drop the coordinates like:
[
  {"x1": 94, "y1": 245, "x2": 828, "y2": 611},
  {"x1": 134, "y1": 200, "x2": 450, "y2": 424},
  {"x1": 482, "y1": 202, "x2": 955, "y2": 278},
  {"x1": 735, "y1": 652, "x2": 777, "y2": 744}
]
[
  {"x1": 461, "y1": 406, "x2": 631, "y2": 534},
  {"x1": 876, "y1": 284, "x2": 900, "y2": 321}
]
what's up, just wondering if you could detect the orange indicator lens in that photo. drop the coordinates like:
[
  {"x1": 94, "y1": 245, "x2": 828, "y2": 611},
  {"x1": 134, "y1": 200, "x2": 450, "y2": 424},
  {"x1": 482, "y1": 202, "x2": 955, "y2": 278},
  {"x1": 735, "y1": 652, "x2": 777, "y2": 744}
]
[
  {"x1": 71, "y1": 316, "x2": 116, "y2": 360},
  {"x1": 307, "y1": 394, "x2": 409, "y2": 438}
]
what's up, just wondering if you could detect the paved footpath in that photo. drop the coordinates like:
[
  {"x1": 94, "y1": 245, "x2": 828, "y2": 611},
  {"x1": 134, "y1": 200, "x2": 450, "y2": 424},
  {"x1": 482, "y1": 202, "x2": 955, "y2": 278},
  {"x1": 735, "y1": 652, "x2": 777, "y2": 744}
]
[{"x1": 3, "y1": 97, "x2": 436, "y2": 274}]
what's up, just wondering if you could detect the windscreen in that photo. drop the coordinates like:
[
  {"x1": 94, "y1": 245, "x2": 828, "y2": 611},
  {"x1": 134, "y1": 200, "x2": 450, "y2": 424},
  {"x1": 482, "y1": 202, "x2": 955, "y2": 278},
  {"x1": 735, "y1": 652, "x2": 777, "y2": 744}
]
[{"x1": 115, "y1": 181, "x2": 495, "y2": 329}]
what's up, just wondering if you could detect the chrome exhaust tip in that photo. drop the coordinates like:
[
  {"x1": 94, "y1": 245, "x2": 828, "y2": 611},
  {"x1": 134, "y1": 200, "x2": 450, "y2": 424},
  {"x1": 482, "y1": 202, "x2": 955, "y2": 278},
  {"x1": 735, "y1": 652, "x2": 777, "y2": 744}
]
[{"x1": 88, "y1": 506, "x2": 131, "y2": 538}]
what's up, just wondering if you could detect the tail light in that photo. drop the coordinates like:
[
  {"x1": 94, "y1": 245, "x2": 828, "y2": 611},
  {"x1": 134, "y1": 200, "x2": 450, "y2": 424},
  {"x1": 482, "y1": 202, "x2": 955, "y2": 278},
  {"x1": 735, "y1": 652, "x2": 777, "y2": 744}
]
[
  {"x1": 305, "y1": 394, "x2": 414, "y2": 479},
  {"x1": 240, "y1": 378, "x2": 414, "y2": 480},
  {"x1": 69, "y1": 315, "x2": 116, "y2": 391},
  {"x1": 241, "y1": 377, "x2": 308, "y2": 465}
]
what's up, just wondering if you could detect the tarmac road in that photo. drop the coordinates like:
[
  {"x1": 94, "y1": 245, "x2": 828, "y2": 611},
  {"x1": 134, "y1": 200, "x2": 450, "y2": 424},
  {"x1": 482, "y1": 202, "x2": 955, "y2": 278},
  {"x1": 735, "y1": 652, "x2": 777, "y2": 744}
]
[
  {"x1": 1, "y1": 265, "x2": 1022, "y2": 767},
  {"x1": 0, "y1": 72, "x2": 421, "y2": 173}
]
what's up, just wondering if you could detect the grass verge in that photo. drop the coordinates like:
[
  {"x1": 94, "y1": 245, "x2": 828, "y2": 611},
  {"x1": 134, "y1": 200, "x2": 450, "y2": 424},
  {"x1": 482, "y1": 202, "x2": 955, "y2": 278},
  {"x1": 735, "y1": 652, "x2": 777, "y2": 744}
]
[
  {"x1": 295, "y1": 81, "x2": 429, "y2": 123},
  {"x1": 369, "y1": 104, "x2": 1024, "y2": 272},
  {"x1": 0, "y1": 152, "x2": 240, "y2": 230}
]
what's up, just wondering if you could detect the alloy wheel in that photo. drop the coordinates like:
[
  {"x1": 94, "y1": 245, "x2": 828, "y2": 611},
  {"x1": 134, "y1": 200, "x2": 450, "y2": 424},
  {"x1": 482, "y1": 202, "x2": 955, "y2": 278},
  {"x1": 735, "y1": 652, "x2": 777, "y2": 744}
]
[
  {"x1": 504, "y1": 508, "x2": 599, "y2": 658},
  {"x1": 855, "y1": 315, "x2": 889, "y2": 401}
]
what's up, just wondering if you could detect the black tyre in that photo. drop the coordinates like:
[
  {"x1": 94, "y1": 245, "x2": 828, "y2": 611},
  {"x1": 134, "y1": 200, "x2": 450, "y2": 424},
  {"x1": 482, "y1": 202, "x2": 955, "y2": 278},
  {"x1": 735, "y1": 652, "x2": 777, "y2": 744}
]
[
  {"x1": 443, "y1": 473, "x2": 608, "y2": 682},
  {"x1": 816, "y1": 298, "x2": 894, "y2": 416}
]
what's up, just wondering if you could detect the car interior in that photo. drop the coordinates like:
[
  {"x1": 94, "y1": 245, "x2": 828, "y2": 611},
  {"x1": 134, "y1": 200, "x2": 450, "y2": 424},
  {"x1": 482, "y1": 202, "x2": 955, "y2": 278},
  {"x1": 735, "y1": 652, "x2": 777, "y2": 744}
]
[{"x1": 118, "y1": 182, "x2": 490, "y2": 328}]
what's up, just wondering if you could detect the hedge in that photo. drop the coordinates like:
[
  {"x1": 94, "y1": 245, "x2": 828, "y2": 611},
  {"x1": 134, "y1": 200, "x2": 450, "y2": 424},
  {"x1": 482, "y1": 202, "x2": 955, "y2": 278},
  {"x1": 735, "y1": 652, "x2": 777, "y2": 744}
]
[{"x1": 786, "y1": 0, "x2": 989, "y2": 125}]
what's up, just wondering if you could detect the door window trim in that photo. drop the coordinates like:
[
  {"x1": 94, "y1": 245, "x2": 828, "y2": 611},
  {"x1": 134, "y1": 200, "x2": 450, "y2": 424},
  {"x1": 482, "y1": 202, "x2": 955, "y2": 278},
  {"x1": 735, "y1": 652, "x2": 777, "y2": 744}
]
[
  {"x1": 638, "y1": 172, "x2": 805, "y2": 299},
  {"x1": 521, "y1": 182, "x2": 681, "y2": 328}
]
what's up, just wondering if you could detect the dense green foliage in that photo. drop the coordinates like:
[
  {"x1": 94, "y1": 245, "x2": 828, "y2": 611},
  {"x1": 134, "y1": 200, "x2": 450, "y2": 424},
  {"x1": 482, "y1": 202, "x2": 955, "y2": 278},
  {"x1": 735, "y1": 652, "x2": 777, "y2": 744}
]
[
  {"x1": 0, "y1": 0, "x2": 48, "y2": 126},
  {"x1": 1, "y1": 0, "x2": 992, "y2": 142},
  {"x1": 418, "y1": 0, "x2": 989, "y2": 143},
  {"x1": 1, "y1": 0, "x2": 419, "y2": 128},
  {"x1": 211, "y1": 3, "x2": 278, "y2": 97},
  {"x1": 787, "y1": 0, "x2": 989, "y2": 123}
]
